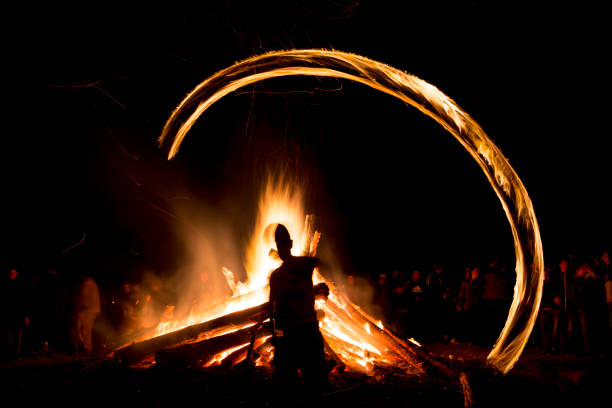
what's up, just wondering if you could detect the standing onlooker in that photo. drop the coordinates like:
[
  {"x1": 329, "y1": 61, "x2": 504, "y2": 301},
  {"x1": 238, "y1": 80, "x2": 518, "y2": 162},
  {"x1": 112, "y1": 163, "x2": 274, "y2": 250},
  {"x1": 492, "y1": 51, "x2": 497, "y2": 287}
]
[
  {"x1": 69, "y1": 274, "x2": 101, "y2": 354},
  {"x1": 405, "y1": 269, "x2": 426, "y2": 340},
  {"x1": 582, "y1": 262, "x2": 607, "y2": 356},
  {"x1": 4, "y1": 268, "x2": 30, "y2": 359},
  {"x1": 481, "y1": 260, "x2": 508, "y2": 344},
  {"x1": 389, "y1": 269, "x2": 409, "y2": 337},
  {"x1": 598, "y1": 252, "x2": 610, "y2": 282},
  {"x1": 604, "y1": 272, "x2": 612, "y2": 334},
  {"x1": 456, "y1": 266, "x2": 485, "y2": 343},
  {"x1": 32, "y1": 267, "x2": 69, "y2": 352},
  {"x1": 568, "y1": 264, "x2": 590, "y2": 355},
  {"x1": 373, "y1": 273, "x2": 393, "y2": 326},
  {"x1": 107, "y1": 281, "x2": 139, "y2": 338},
  {"x1": 537, "y1": 266, "x2": 563, "y2": 352},
  {"x1": 425, "y1": 264, "x2": 452, "y2": 342}
]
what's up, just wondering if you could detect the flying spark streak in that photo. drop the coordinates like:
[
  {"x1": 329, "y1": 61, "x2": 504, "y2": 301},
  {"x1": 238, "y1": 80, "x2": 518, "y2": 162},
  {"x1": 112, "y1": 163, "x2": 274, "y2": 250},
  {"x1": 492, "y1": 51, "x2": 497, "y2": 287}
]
[
  {"x1": 60, "y1": 233, "x2": 86, "y2": 255},
  {"x1": 158, "y1": 49, "x2": 543, "y2": 374}
]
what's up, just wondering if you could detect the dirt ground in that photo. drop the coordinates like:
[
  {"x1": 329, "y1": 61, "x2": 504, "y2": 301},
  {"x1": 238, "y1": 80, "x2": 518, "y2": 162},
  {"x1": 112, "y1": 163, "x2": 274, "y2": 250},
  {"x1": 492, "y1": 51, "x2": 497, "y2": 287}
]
[{"x1": 2, "y1": 342, "x2": 609, "y2": 408}]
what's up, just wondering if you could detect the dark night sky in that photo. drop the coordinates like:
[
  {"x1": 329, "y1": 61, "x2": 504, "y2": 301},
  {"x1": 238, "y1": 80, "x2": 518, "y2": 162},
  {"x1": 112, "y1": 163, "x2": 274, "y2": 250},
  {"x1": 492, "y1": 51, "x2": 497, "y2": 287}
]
[{"x1": 6, "y1": 2, "x2": 610, "y2": 287}]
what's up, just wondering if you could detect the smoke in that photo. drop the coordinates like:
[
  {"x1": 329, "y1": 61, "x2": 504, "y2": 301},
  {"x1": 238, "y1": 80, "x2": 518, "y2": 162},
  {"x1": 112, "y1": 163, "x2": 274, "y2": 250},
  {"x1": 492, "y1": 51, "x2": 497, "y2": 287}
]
[
  {"x1": 317, "y1": 240, "x2": 381, "y2": 322},
  {"x1": 167, "y1": 199, "x2": 244, "y2": 322}
]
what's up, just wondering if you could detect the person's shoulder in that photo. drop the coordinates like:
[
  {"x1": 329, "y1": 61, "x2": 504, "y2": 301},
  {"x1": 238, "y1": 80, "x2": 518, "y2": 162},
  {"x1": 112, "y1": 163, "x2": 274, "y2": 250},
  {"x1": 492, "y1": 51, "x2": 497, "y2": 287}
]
[
  {"x1": 292, "y1": 256, "x2": 318, "y2": 268},
  {"x1": 270, "y1": 264, "x2": 285, "y2": 278}
]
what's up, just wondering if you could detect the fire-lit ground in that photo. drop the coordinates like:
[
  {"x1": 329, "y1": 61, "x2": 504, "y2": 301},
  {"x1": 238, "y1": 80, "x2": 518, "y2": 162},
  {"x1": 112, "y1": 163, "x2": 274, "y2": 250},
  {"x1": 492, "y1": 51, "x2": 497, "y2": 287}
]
[{"x1": 3, "y1": 342, "x2": 609, "y2": 408}]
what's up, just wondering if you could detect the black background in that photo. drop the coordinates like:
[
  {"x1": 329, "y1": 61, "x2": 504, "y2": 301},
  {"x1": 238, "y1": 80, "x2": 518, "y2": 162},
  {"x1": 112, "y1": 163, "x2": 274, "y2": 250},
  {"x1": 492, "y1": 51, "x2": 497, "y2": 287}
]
[{"x1": 6, "y1": 1, "x2": 610, "y2": 288}]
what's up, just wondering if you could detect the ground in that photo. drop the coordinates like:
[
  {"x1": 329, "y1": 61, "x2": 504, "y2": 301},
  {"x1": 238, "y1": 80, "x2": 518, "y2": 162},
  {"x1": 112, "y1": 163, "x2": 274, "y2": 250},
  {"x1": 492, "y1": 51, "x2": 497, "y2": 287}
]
[{"x1": 2, "y1": 342, "x2": 609, "y2": 407}]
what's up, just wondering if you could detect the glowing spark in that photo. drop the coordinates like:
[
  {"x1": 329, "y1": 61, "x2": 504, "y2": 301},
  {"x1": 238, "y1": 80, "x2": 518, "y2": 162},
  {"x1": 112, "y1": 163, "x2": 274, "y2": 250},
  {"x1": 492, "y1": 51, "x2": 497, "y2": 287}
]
[
  {"x1": 203, "y1": 342, "x2": 250, "y2": 367},
  {"x1": 158, "y1": 49, "x2": 544, "y2": 374},
  {"x1": 408, "y1": 338, "x2": 422, "y2": 347},
  {"x1": 114, "y1": 137, "x2": 139, "y2": 160},
  {"x1": 60, "y1": 233, "x2": 86, "y2": 255}
]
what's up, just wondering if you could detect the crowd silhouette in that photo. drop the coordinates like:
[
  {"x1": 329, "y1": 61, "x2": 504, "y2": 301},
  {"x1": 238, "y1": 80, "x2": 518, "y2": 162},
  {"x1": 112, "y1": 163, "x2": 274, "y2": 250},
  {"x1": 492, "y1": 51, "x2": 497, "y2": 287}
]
[
  {"x1": 368, "y1": 250, "x2": 611, "y2": 358},
  {"x1": 2, "y1": 250, "x2": 610, "y2": 361},
  {"x1": 1, "y1": 263, "x2": 178, "y2": 359}
]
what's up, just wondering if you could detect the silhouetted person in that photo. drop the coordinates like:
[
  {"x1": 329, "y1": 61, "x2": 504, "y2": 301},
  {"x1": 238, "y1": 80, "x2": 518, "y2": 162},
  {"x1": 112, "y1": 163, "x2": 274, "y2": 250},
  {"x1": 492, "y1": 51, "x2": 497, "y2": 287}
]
[
  {"x1": 373, "y1": 273, "x2": 393, "y2": 327},
  {"x1": 405, "y1": 269, "x2": 426, "y2": 340},
  {"x1": 268, "y1": 224, "x2": 329, "y2": 401},
  {"x1": 389, "y1": 268, "x2": 409, "y2": 336},
  {"x1": 117, "y1": 282, "x2": 138, "y2": 335},
  {"x1": 4, "y1": 268, "x2": 30, "y2": 359},
  {"x1": 340, "y1": 274, "x2": 372, "y2": 310},
  {"x1": 598, "y1": 251, "x2": 610, "y2": 277},
  {"x1": 33, "y1": 267, "x2": 69, "y2": 352},
  {"x1": 537, "y1": 266, "x2": 564, "y2": 352},
  {"x1": 425, "y1": 264, "x2": 452, "y2": 342},
  {"x1": 605, "y1": 272, "x2": 612, "y2": 332},
  {"x1": 568, "y1": 264, "x2": 590, "y2": 355},
  {"x1": 598, "y1": 252, "x2": 612, "y2": 334},
  {"x1": 581, "y1": 262, "x2": 607, "y2": 356},
  {"x1": 69, "y1": 274, "x2": 101, "y2": 354},
  {"x1": 456, "y1": 266, "x2": 485, "y2": 343},
  {"x1": 482, "y1": 261, "x2": 508, "y2": 343}
]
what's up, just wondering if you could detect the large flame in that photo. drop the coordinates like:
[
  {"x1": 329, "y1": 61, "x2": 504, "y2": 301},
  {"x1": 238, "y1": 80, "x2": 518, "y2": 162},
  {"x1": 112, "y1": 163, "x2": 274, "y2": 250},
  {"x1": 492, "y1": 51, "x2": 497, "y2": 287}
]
[
  {"x1": 243, "y1": 175, "x2": 309, "y2": 290},
  {"x1": 157, "y1": 49, "x2": 544, "y2": 374},
  {"x1": 128, "y1": 175, "x2": 424, "y2": 375},
  {"x1": 145, "y1": 176, "x2": 306, "y2": 339}
]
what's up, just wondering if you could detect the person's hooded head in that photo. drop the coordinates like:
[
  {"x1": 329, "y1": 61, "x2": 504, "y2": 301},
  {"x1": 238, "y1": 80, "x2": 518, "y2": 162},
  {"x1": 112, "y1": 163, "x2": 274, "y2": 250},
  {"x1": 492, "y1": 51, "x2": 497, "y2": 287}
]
[{"x1": 275, "y1": 224, "x2": 293, "y2": 261}]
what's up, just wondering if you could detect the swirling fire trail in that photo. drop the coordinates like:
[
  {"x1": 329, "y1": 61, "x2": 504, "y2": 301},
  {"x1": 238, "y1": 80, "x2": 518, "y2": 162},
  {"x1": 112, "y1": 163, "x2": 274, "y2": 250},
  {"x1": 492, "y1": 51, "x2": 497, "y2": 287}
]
[{"x1": 158, "y1": 49, "x2": 544, "y2": 374}]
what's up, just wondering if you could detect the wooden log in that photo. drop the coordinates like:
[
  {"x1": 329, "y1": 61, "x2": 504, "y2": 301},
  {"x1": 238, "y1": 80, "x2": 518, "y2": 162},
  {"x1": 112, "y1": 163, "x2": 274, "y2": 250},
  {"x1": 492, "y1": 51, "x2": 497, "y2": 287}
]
[
  {"x1": 116, "y1": 302, "x2": 270, "y2": 366},
  {"x1": 155, "y1": 321, "x2": 272, "y2": 367}
]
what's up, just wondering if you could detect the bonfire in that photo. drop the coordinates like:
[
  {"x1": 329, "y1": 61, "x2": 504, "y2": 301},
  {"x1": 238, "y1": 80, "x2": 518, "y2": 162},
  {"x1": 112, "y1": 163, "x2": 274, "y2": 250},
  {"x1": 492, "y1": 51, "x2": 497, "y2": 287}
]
[{"x1": 116, "y1": 177, "x2": 430, "y2": 379}]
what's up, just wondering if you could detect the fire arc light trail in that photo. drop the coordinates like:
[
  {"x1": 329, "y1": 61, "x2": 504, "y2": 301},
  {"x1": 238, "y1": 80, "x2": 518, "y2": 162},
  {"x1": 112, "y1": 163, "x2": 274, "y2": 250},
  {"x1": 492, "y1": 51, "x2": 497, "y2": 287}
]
[{"x1": 158, "y1": 49, "x2": 544, "y2": 374}]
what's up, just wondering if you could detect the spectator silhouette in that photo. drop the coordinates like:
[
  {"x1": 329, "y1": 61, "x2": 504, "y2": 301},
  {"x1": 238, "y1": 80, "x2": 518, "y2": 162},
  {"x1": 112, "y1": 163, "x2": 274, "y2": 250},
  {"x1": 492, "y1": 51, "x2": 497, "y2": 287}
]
[
  {"x1": 69, "y1": 273, "x2": 101, "y2": 354},
  {"x1": 4, "y1": 267, "x2": 30, "y2": 359},
  {"x1": 373, "y1": 273, "x2": 393, "y2": 327},
  {"x1": 568, "y1": 264, "x2": 590, "y2": 355},
  {"x1": 598, "y1": 251, "x2": 610, "y2": 277},
  {"x1": 405, "y1": 269, "x2": 426, "y2": 340},
  {"x1": 425, "y1": 264, "x2": 452, "y2": 343},
  {"x1": 482, "y1": 260, "x2": 508, "y2": 343},
  {"x1": 599, "y1": 251, "x2": 611, "y2": 336},
  {"x1": 581, "y1": 262, "x2": 607, "y2": 356},
  {"x1": 537, "y1": 266, "x2": 564, "y2": 352},
  {"x1": 604, "y1": 272, "x2": 612, "y2": 333},
  {"x1": 389, "y1": 268, "x2": 409, "y2": 337},
  {"x1": 33, "y1": 267, "x2": 69, "y2": 352},
  {"x1": 456, "y1": 266, "x2": 485, "y2": 343},
  {"x1": 117, "y1": 282, "x2": 139, "y2": 335}
]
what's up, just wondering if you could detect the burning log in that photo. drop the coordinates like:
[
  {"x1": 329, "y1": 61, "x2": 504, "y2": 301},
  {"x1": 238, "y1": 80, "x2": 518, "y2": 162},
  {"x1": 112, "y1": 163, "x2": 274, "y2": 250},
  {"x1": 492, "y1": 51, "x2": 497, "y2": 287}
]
[
  {"x1": 116, "y1": 302, "x2": 270, "y2": 366},
  {"x1": 252, "y1": 337, "x2": 275, "y2": 367},
  {"x1": 155, "y1": 321, "x2": 272, "y2": 368},
  {"x1": 348, "y1": 300, "x2": 464, "y2": 380}
]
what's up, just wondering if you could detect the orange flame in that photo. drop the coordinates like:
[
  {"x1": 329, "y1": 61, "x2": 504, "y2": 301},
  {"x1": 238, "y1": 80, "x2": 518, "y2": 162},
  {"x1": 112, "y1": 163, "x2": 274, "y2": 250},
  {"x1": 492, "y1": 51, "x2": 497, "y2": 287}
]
[{"x1": 123, "y1": 174, "x2": 425, "y2": 375}]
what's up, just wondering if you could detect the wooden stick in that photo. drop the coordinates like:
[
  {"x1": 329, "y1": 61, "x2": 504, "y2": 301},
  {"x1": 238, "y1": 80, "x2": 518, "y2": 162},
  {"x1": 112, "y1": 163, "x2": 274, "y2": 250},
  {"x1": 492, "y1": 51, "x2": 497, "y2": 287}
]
[
  {"x1": 155, "y1": 321, "x2": 272, "y2": 367},
  {"x1": 116, "y1": 302, "x2": 270, "y2": 366}
]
